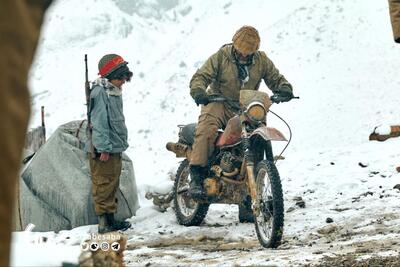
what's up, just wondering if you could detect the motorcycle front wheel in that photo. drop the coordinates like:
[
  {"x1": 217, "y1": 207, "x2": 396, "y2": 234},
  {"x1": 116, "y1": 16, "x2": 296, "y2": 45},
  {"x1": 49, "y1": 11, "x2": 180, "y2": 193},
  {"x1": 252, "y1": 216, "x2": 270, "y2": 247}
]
[
  {"x1": 173, "y1": 159, "x2": 209, "y2": 226},
  {"x1": 254, "y1": 160, "x2": 284, "y2": 248}
]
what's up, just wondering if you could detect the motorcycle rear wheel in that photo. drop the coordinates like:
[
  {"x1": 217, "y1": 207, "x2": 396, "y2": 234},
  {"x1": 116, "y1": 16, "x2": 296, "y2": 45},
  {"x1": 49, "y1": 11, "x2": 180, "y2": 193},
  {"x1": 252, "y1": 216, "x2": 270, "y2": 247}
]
[
  {"x1": 173, "y1": 159, "x2": 209, "y2": 226},
  {"x1": 254, "y1": 160, "x2": 284, "y2": 248}
]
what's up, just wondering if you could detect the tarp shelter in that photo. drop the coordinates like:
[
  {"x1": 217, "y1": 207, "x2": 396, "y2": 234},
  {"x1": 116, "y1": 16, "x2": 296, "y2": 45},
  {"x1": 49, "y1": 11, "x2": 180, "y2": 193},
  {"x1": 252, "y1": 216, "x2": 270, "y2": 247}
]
[{"x1": 15, "y1": 120, "x2": 139, "y2": 232}]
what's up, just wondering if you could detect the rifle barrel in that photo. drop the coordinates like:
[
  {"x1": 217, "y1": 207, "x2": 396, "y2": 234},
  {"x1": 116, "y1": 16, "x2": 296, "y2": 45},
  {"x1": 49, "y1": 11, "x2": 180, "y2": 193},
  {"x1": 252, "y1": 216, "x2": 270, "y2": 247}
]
[{"x1": 84, "y1": 54, "x2": 95, "y2": 158}]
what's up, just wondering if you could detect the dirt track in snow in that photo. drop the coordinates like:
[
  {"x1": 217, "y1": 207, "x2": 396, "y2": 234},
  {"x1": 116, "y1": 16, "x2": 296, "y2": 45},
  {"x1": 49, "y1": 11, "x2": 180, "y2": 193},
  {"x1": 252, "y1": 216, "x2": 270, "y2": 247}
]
[
  {"x1": 123, "y1": 207, "x2": 400, "y2": 266},
  {"x1": 124, "y1": 231, "x2": 400, "y2": 266}
]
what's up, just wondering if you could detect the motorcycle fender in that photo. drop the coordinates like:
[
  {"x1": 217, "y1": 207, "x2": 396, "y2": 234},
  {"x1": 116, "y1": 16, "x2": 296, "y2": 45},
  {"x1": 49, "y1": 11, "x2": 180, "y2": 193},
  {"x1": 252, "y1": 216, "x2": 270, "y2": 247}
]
[{"x1": 250, "y1": 126, "x2": 287, "y2": 141}]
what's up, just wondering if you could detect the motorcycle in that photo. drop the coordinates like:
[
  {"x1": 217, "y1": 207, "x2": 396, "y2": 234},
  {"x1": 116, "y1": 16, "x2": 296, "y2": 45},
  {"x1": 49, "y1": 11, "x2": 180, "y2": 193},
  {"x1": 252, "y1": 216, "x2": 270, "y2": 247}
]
[{"x1": 166, "y1": 90, "x2": 292, "y2": 248}]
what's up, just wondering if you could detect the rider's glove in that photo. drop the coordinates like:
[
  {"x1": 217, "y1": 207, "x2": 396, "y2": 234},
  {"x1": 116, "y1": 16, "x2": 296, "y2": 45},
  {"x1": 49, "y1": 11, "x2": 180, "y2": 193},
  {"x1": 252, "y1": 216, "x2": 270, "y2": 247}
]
[
  {"x1": 194, "y1": 92, "x2": 209, "y2": 106},
  {"x1": 271, "y1": 86, "x2": 294, "y2": 104}
]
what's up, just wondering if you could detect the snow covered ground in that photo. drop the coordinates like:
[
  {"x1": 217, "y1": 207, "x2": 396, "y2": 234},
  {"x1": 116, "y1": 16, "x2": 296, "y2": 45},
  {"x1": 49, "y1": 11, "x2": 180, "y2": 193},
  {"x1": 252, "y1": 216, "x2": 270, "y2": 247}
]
[{"x1": 11, "y1": 0, "x2": 400, "y2": 266}]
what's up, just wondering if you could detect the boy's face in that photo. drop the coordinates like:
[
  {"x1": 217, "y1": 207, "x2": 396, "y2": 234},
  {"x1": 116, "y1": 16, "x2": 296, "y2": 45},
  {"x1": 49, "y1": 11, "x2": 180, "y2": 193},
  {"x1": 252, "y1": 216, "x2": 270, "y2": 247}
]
[{"x1": 110, "y1": 78, "x2": 126, "y2": 88}]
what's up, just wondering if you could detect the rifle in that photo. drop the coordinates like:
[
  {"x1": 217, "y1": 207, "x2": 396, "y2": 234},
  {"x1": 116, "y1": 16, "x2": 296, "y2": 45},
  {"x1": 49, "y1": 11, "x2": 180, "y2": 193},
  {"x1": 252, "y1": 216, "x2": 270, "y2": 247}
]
[
  {"x1": 41, "y1": 106, "x2": 46, "y2": 141},
  {"x1": 85, "y1": 54, "x2": 95, "y2": 158}
]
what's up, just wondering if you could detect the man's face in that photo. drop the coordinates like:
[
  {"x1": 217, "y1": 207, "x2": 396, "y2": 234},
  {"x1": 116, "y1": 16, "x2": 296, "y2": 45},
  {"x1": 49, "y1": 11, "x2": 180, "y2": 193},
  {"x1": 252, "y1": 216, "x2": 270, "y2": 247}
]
[{"x1": 235, "y1": 49, "x2": 252, "y2": 61}]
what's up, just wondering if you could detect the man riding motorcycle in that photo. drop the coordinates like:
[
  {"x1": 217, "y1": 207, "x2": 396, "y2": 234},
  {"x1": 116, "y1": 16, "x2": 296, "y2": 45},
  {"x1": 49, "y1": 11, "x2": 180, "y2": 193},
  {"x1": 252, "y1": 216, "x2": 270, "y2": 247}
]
[{"x1": 188, "y1": 25, "x2": 295, "y2": 197}]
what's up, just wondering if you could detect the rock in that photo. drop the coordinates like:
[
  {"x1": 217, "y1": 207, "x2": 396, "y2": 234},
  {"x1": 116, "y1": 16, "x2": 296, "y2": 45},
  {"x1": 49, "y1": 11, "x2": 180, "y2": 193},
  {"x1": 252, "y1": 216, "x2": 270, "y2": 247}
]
[
  {"x1": 331, "y1": 207, "x2": 350, "y2": 212},
  {"x1": 286, "y1": 197, "x2": 306, "y2": 212},
  {"x1": 145, "y1": 191, "x2": 173, "y2": 212},
  {"x1": 296, "y1": 200, "x2": 306, "y2": 208},
  {"x1": 393, "y1": 184, "x2": 400, "y2": 191},
  {"x1": 358, "y1": 162, "x2": 368, "y2": 168},
  {"x1": 317, "y1": 224, "x2": 337, "y2": 235},
  {"x1": 286, "y1": 206, "x2": 296, "y2": 213},
  {"x1": 361, "y1": 191, "x2": 374, "y2": 197},
  {"x1": 355, "y1": 247, "x2": 373, "y2": 253},
  {"x1": 326, "y1": 217, "x2": 334, "y2": 223},
  {"x1": 293, "y1": 196, "x2": 306, "y2": 208}
]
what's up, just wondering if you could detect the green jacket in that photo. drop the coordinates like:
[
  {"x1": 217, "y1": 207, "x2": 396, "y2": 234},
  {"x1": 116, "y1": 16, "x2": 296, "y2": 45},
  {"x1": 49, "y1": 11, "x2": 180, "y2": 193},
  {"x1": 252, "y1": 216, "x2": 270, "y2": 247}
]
[
  {"x1": 190, "y1": 44, "x2": 292, "y2": 101},
  {"x1": 88, "y1": 78, "x2": 129, "y2": 153}
]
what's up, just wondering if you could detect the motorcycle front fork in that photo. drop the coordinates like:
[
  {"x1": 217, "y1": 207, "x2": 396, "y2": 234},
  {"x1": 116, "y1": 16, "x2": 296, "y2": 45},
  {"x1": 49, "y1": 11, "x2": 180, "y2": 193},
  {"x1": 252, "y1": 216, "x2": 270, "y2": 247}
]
[{"x1": 241, "y1": 125, "x2": 259, "y2": 216}]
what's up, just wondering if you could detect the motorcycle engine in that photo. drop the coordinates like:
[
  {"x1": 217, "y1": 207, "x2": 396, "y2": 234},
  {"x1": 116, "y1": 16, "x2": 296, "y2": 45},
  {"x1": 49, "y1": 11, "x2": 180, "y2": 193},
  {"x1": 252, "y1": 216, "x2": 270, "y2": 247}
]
[{"x1": 220, "y1": 152, "x2": 236, "y2": 173}]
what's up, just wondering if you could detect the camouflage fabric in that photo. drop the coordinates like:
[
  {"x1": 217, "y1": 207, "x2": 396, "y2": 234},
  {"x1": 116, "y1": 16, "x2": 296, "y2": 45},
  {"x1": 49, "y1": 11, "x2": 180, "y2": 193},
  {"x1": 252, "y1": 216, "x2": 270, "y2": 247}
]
[
  {"x1": 0, "y1": 0, "x2": 50, "y2": 265},
  {"x1": 389, "y1": 0, "x2": 400, "y2": 43},
  {"x1": 190, "y1": 44, "x2": 292, "y2": 103}
]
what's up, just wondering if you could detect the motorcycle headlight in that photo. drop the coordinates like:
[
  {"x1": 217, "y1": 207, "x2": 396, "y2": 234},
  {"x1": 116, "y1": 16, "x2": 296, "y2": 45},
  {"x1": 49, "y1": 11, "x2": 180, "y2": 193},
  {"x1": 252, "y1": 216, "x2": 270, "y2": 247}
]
[{"x1": 246, "y1": 102, "x2": 266, "y2": 122}]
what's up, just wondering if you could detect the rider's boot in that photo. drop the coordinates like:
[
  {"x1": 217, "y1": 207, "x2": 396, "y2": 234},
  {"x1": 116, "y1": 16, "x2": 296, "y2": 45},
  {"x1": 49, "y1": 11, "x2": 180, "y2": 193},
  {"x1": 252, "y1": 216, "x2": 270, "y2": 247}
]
[
  {"x1": 166, "y1": 142, "x2": 189, "y2": 157},
  {"x1": 106, "y1": 213, "x2": 131, "y2": 232},
  {"x1": 188, "y1": 165, "x2": 205, "y2": 199}
]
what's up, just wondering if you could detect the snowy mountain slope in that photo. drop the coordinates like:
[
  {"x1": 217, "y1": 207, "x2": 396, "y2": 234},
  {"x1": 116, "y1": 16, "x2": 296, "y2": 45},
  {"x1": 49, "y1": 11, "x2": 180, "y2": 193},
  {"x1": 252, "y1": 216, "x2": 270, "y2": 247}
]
[
  {"x1": 265, "y1": 0, "x2": 400, "y2": 150},
  {"x1": 15, "y1": 0, "x2": 400, "y2": 266},
  {"x1": 29, "y1": 0, "x2": 311, "y2": 185},
  {"x1": 29, "y1": 0, "x2": 400, "y2": 186}
]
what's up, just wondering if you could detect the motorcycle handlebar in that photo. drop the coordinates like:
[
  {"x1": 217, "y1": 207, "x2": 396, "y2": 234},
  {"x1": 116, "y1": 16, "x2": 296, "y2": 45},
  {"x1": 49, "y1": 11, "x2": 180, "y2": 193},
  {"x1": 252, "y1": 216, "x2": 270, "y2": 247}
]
[
  {"x1": 208, "y1": 95, "x2": 227, "y2": 103},
  {"x1": 270, "y1": 95, "x2": 300, "y2": 104},
  {"x1": 208, "y1": 95, "x2": 300, "y2": 105},
  {"x1": 207, "y1": 95, "x2": 241, "y2": 111}
]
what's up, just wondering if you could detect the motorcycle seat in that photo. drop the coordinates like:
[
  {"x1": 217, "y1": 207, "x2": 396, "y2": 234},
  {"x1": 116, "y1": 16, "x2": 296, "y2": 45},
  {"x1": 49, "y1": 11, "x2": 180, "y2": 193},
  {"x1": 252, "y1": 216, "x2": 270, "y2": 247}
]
[{"x1": 179, "y1": 123, "x2": 197, "y2": 145}]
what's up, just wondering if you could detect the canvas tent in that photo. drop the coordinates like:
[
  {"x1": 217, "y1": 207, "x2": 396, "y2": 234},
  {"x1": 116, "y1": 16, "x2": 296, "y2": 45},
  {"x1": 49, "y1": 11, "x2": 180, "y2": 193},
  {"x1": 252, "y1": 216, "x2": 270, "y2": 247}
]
[{"x1": 15, "y1": 120, "x2": 139, "y2": 232}]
